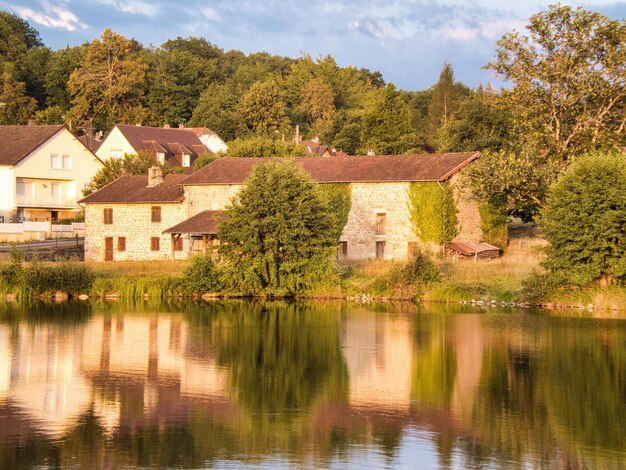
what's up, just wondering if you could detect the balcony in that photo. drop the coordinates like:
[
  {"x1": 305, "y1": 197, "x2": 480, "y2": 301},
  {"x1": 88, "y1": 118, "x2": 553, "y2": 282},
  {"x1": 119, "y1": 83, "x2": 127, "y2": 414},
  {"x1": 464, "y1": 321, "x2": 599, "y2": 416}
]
[{"x1": 16, "y1": 195, "x2": 78, "y2": 209}]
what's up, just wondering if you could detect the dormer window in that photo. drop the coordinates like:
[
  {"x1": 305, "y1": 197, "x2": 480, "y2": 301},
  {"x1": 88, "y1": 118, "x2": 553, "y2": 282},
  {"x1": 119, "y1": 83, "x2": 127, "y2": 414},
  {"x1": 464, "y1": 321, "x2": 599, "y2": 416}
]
[
  {"x1": 182, "y1": 154, "x2": 190, "y2": 167},
  {"x1": 157, "y1": 152, "x2": 165, "y2": 165}
]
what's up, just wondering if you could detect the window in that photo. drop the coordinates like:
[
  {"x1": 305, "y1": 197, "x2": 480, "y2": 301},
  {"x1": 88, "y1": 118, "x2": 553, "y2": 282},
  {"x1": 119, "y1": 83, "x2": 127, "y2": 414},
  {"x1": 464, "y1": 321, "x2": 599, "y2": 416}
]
[
  {"x1": 118, "y1": 237, "x2": 126, "y2": 251},
  {"x1": 51, "y1": 154, "x2": 71, "y2": 169},
  {"x1": 151, "y1": 237, "x2": 160, "y2": 251},
  {"x1": 337, "y1": 241, "x2": 348, "y2": 259},
  {"x1": 151, "y1": 206, "x2": 161, "y2": 222},
  {"x1": 376, "y1": 241, "x2": 385, "y2": 259},
  {"x1": 174, "y1": 237, "x2": 183, "y2": 251},
  {"x1": 376, "y1": 213, "x2": 386, "y2": 235},
  {"x1": 182, "y1": 154, "x2": 190, "y2": 167},
  {"x1": 103, "y1": 208, "x2": 113, "y2": 224},
  {"x1": 51, "y1": 154, "x2": 61, "y2": 169}
]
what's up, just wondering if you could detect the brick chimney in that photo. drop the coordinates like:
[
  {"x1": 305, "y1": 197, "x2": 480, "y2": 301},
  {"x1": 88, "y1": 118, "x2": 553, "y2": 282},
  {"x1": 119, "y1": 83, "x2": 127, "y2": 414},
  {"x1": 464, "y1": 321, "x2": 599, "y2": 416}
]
[{"x1": 147, "y1": 166, "x2": 163, "y2": 187}]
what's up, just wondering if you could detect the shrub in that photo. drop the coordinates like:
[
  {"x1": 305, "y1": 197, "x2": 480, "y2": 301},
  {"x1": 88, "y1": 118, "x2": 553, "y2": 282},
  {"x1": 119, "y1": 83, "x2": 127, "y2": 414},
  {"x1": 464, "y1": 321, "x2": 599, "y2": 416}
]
[
  {"x1": 182, "y1": 256, "x2": 222, "y2": 294},
  {"x1": 26, "y1": 262, "x2": 95, "y2": 297},
  {"x1": 541, "y1": 151, "x2": 626, "y2": 286},
  {"x1": 479, "y1": 201, "x2": 508, "y2": 249},
  {"x1": 409, "y1": 182, "x2": 457, "y2": 245},
  {"x1": 521, "y1": 271, "x2": 566, "y2": 304},
  {"x1": 0, "y1": 247, "x2": 26, "y2": 292}
]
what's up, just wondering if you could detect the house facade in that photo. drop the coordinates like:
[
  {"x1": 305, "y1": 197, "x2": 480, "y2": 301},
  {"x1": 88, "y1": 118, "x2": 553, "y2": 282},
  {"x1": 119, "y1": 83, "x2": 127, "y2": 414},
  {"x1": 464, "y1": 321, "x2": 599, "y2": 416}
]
[
  {"x1": 80, "y1": 171, "x2": 188, "y2": 261},
  {"x1": 82, "y1": 153, "x2": 482, "y2": 262},
  {"x1": 0, "y1": 125, "x2": 104, "y2": 223},
  {"x1": 96, "y1": 124, "x2": 220, "y2": 170}
]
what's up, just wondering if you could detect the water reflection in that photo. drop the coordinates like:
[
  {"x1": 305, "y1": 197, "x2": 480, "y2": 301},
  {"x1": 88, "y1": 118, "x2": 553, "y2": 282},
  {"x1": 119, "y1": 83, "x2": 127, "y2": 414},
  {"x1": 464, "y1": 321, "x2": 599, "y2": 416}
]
[{"x1": 0, "y1": 301, "x2": 623, "y2": 468}]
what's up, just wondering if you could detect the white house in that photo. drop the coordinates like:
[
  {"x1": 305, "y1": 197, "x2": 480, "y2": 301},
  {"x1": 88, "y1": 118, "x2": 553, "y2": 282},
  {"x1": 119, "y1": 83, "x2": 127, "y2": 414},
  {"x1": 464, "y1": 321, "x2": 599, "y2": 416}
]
[{"x1": 0, "y1": 125, "x2": 103, "y2": 222}]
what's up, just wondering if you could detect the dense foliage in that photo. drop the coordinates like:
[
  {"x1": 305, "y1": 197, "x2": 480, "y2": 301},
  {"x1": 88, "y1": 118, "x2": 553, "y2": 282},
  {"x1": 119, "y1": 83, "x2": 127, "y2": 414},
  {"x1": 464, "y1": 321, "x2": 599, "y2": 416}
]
[
  {"x1": 223, "y1": 136, "x2": 306, "y2": 157},
  {"x1": 478, "y1": 202, "x2": 508, "y2": 249},
  {"x1": 218, "y1": 161, "x2": 338, "y2": 296},
  {"x1": 408, "y1": 182, "x2": 457, "y2": 245},
  {"x1": 82, "y1": 151, "x2": 160, "y2": 196},
  {"x1": 541, "y1": 152, "x2": 626, "y2": 286}
]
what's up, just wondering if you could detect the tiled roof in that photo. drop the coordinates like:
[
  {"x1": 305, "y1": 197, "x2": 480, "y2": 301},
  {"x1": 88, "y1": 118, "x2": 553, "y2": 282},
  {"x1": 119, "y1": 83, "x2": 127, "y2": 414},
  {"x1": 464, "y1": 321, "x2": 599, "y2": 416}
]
[
  {"x1": 78, "y1": 134, "x2": 103, "y2": 152},
  {"x1": 188, "y1": 127, "x2": 218, "y2": 137},
  {"x1": 79, "y1": 173, "x2": 186, "y2": 204},
  {"x1": 0, "y1": 125, "x2": 65, "y2": 166},
  {"x1": 114, "y1": 124, "x2": 209, "y2": 156},
  {"x1": 181, "y1": 152, "x2": 480, "y2": 185},
  {"x1": 163, "y1": 210, "x2": 222, "y2": 234}
]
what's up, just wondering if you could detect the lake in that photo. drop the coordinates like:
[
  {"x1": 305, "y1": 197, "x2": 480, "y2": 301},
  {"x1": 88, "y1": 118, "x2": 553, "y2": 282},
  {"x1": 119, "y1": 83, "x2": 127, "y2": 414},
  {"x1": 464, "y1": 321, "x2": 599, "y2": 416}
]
[{"x1": 0, "y1": 300, "x2": 624, "y2": 469}]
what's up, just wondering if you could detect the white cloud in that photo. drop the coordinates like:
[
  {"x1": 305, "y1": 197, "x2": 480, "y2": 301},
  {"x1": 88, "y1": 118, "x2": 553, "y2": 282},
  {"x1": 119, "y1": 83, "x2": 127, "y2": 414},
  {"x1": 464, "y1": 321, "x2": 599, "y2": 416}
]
[
  {"x1": 201, "y1": 7, "x2": 220, "y2": 20},
  {"x1": 14, "y1": 1, "x2": 86, "y2": 31},
  {"x1": 93, "y1": 0, "x2": 159, "y2": 17}
]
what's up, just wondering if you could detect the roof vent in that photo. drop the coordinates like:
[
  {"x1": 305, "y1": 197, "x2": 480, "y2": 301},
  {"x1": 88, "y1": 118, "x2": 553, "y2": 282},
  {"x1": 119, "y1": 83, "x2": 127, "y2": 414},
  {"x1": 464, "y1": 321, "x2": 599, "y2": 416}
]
[{"x1": 147, "y1": 166, "x2": 163, "y2": 187}]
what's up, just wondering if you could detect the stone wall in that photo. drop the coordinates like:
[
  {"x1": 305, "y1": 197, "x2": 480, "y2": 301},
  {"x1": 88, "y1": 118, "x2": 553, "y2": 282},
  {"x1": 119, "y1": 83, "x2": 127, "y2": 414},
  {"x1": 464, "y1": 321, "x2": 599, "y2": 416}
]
[
  {"x1": 184, "y1": 185, "x2": 241, "y2": 216},
  {"x1": 84, "y1": 202, "x2": 189, "y2": 261},
  {"x1": 340, "y1": 182, "x2": 418, "y2": 260},
  {"x1": 450, "y1": 173, "x2": 483, "y2": 243}
]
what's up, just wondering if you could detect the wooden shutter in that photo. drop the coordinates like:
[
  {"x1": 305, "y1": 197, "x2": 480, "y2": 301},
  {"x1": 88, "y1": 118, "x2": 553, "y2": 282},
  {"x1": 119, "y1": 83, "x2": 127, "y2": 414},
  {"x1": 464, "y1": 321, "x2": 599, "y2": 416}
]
[
  {"x1": 151, "y1": 237, "x2": 160, "y2": 251},
  {"x1": 151, "y1": 206, "x2": 161, "y2": 222},
  {"x1": 118, "y1": 237, "x2": 126, "y2": 251},
  {"x1": 103, "y1": 208, "x2": 113, "y2": 224}
]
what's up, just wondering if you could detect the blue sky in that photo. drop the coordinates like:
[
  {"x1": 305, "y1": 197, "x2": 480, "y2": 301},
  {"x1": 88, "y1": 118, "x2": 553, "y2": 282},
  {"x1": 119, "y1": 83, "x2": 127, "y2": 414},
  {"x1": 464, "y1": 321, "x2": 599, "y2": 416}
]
[{"x1": 3, "y1": 0, "x2": 625, "y2": 90}]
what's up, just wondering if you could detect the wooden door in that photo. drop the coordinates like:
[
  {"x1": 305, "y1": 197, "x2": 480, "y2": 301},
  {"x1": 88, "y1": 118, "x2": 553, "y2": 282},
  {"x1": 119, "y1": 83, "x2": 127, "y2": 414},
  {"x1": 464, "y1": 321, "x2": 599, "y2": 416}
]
[{"x1": 104, "y1": 237, "x2": 113, "y2": 261}]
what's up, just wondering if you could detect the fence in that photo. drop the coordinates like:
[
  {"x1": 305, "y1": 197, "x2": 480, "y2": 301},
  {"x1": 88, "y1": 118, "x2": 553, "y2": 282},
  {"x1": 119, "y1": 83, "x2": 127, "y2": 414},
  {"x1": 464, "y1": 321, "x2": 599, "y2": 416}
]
[{"x1": 0, "y1": 222, "x2": 85, "y2": 243}]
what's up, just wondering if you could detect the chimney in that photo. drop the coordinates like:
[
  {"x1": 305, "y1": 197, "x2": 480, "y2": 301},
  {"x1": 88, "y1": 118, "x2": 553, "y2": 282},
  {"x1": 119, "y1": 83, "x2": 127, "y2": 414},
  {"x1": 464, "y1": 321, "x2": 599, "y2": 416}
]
[
  {"x1": 367, "y1": 149, "x2": 375, "y2": 156},
  {"x1": 163, "y1": 124, "x2": 170, "y2": 129},
  {"x1": 312, "y1": 136, "x2": 319, "y2": 144},
  {"x1": 147, "y1": 166, "x2": 163, "y2": 187},
  {"x1": 294, "y1": 125, "x2": 301, "y2": 144},
  {"x1": 135, "y1": 123, "x2": 142, "y2": 127}
]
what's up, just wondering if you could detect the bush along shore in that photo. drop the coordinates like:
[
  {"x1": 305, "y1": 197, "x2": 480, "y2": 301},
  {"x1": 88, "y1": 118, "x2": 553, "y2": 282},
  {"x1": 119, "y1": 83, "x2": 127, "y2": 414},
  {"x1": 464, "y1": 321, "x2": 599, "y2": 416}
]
[{"x1": 2, "y1": 248, "x2": 626, "y2": 313}]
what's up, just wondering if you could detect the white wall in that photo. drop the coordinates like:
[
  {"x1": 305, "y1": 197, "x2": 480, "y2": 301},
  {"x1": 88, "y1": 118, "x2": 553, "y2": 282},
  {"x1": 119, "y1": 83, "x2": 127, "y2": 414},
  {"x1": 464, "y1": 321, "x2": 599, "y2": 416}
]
[
  {"x1": 95, "y1": 126, "x2": 136, "y2": 161},
  {"x1": 0, "y1": 166, "x2": 14, "y2": 221}
]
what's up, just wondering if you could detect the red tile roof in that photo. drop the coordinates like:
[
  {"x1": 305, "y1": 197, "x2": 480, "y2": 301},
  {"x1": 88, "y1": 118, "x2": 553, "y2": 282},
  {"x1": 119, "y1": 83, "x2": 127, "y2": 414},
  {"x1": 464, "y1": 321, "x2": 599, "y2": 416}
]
[
  {"x1": 163, "y1": 210, "x2": 222, "y2": 234},
  {"x1": 78, "y1": 134, "x2": 103, "y2": 153},
  {"x1": 114, "y1": 124, "x2": 209, "y2": 157},
  {"x1": 181, "y1": 152, "x2": 480, "y2": 185},
  {"x1": 0, "y1": 125, "x2": 65, "y2": 166},
  {"x1": 79, "y1": 173, "x2": 186, "y2": 204}
]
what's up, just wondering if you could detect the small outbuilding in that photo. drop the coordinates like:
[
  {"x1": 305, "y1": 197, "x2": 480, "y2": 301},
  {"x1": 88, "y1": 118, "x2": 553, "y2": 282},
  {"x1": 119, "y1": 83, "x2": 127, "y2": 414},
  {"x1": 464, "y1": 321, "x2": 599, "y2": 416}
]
[{"x1": 444, "y1": 242, "x2": 501, "y2": 260}]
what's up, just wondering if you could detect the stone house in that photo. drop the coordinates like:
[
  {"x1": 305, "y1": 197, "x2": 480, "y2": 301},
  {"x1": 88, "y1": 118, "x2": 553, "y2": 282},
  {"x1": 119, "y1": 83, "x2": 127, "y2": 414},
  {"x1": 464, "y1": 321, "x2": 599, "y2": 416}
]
[
  {"x1": 96, "y1": 124, "x2": 214, "y2": 171},
  {"x1": 82, "y1": 152, "x2": 482, "y2": 262},
  {"x1": 0, "y1": 125, "x2": 104, "y2": 223},
  {"x1": 80, "y1": 169, "x2": 188, "y2": 261}
]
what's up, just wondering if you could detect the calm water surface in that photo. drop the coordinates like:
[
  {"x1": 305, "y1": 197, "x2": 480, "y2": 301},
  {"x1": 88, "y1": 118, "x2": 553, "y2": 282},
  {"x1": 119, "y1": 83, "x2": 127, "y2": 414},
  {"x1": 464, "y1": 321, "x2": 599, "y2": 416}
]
[{"x1": 0, "y1": 300, "x2": 624, "y2": 469}]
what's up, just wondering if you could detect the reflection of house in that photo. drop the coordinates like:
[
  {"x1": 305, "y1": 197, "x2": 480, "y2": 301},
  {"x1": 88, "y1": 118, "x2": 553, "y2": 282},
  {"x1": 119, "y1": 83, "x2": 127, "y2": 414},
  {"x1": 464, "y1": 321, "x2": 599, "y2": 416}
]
[
  {"x1": 0, "y1": 125, "x2": 104, "y2": 222},
  {"x1": 83, "y1": 153, "x2": 481, "y2": 261},
  {"x1": 95, "y1": 124, "x2": 214, "y2": 171}
]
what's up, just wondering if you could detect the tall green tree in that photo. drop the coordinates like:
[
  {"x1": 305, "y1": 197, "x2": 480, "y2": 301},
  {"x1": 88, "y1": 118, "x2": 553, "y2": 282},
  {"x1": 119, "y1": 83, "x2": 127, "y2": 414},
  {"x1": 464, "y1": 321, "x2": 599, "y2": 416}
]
[
  {"x1": 426, "y1": 63, "x2": 470, "y2": 149},
  {"x1": 240, "y1": 80, "x2": 290, "y2": 136},
  {"x1": 488, "y1": 5, "x2": 626, "y2": 163},
  {"x1": 297, "y1": 77, "x2": 336, "y2": 139},
  {"x1": 0, "y1": 71, "x2": 37, "y2": 124},
  {"x1": 44, "y1": 45, "x2": 86, "y2": 110},
  {"x1": 189, "y1": 82, "x2": 245, "y2": 141},
  {"x1": 82, "y1": 151, "x2": 158, "y2": 196},
  {"x1": 218, "y1": 161, "x2": 337, "y2": 296},
  {"x1": 361, "y1": 84, "x2": 419, "y2": 154},
  {"x1": 224, "y1": 136, "x2": 305, "y2": 157},
  {"x1": 541, "y1": 151, "x2": 626, "y2": 286},
  {"x1": 68, "y1": 29, "x2": 147, "y2": 132}
]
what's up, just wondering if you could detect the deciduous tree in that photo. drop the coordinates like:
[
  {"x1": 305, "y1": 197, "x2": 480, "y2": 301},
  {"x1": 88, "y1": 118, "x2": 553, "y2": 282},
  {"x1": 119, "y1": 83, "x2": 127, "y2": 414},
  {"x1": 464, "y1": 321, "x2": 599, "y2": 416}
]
[
  {"x1": 240, "y1": 80, "x2": 290, "y2": 136},
  {"x1": 488, "y1": 5, "x2": 626, "y2": 163},
  {"x1": 218, "y1": 161, "x2": 337, "y2": 296},
  {"x1": 0, "y1": 71, "x2": 37, "y2": 124}
]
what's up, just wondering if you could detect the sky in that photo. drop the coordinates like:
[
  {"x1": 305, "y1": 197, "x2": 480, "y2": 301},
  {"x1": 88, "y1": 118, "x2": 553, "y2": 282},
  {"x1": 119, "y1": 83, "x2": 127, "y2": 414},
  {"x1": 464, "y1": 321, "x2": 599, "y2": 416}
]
[{"x1": 3, "y1": 0, "x2": 625, "y2": 90}]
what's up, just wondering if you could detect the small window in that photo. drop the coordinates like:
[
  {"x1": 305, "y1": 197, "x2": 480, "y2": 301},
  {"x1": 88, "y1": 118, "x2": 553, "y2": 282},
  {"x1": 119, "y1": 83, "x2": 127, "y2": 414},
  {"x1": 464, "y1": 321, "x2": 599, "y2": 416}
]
[
  {"x1": 151, "y1": 237, "x2": 160, "y2": 251},
  {"x1": 62, "y1": 155, "x2": 72, "y2": 170},
  {"x1": 182, "y1": 154, "x2": 190, "y2": 167},
  {"x1": 376, "y1": 241, "x2": 385, "y2": 259},
  {"x1": 376, "y1": 213, "x2": 386, "y2": 235},
  {"x1": 337, "y1": 241, "x2": 348, "y2": 259},
  {"x1": 118, "y1": 237, "x2": 126, "y2": 251},
  {"x1": 103, "y1": 208, "x2": 113, "y2": 224},
  {"x1": 51, "y1": 154, "x2": 61, "y2": 169},
  {"x1": 151, "y1": 206, "x2": 161, "y2": 222},
  {"x1": 174, "y1": 237, "x2": 183, "y2": 251}
]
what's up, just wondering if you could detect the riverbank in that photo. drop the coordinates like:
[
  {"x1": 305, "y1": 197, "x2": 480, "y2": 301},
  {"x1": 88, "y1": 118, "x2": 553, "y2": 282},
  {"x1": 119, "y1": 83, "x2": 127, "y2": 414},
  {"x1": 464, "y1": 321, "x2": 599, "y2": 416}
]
[{"x1": 1, "y1": 236, "x2": 626, "y2": 311}]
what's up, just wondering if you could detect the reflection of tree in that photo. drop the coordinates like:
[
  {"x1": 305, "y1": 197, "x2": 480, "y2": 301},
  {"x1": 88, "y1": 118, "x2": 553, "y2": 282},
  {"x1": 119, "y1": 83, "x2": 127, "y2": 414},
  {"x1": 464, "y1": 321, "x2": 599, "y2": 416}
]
[
  {"x1": 410, "y1": 314, "x2": 457, "y2": 409},
  {"x1": 216, "y1": 302, "x2": 349, "y2": 450}
]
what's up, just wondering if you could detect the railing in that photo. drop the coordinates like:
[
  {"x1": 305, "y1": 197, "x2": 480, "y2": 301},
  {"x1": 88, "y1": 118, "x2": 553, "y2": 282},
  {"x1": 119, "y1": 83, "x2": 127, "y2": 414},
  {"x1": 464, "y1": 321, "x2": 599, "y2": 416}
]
[{"x1": 15, "y1": 195, "x2": 77, "y2": 208}]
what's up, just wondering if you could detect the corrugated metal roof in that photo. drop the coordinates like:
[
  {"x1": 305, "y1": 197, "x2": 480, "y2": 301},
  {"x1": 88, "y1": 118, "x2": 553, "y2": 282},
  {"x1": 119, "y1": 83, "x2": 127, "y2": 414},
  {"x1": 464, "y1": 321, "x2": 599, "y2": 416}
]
[{"x1": 445, "y1": 242, "x2": 501, "y2": 256}]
